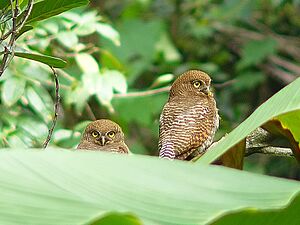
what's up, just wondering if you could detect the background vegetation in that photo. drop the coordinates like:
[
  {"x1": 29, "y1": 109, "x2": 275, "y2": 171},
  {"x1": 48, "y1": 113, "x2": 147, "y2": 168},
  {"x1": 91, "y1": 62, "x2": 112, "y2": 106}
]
[
  {"x1": 1, "y1": 1, "x2": 300, "y2": 177},
  {"x1": 1, "y1": 0, "x2": 300, "y2": 224}
]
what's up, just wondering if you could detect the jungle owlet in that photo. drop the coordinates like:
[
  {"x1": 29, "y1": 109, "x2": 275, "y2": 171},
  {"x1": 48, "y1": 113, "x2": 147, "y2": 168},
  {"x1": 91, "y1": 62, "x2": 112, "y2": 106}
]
[
  {"x1": 77, "y1": 119, "x2": 129, "y2": 154},
  {"x1": 158, "y1": 70, "x2": 219, "y2": 160}
]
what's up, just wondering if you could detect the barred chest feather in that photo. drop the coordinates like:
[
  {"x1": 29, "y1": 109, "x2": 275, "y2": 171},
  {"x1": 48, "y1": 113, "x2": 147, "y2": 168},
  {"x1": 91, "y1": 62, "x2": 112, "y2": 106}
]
[{"x1": 159, "y1": 96, "x2": 219, "y2": 160}]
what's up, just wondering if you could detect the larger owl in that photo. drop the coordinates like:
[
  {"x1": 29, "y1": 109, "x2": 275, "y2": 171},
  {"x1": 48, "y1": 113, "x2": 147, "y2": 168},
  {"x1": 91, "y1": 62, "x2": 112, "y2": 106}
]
[
  {"x1": 77, "y1": 119, "x2": 129, "y2": 154},
  {"x1": 158, "y1": 70, "x2": 219, "y2": 160}
]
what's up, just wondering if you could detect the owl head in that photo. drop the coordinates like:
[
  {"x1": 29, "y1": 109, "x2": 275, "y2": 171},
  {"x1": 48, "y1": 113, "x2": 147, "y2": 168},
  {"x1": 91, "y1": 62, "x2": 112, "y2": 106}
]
[
  {"x1": 169, "y1": 70, "x2": 213, "y2": 98},
  {"x1": 80, "y1": 119, "x2": 125, "y2": 146}
]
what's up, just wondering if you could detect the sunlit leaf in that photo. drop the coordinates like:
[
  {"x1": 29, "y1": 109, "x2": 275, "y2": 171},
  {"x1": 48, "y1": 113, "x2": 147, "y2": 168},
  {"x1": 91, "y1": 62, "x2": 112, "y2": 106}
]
[
  {"x1": 156, "y1": 33, "x2": 181, "y2": 62},
  {"x1": 56, "y1": 31, "x2": 79, "y2": 50},
  {"x1": 76, "y1": 53, "x2": 99, "y2": 74},
  {"x1": 96, "y1": 23, "x2": 120, "y2": 46},
  {"x1": 150, "y1": 73, "x2": 174, "y2": 88},
  {"x1": 103, "y1": 70, "x2": 127, "y2": 94}
]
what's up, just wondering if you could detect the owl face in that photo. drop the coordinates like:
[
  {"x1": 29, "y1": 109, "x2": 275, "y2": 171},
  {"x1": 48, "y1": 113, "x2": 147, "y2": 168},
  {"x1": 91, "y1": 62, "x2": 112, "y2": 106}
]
[
  {"x1": 81, "y1": 119, "x2": 124, "y2": 146},
  {"x1": 169, "y1": 70, "x2": 212, "y2": 98}
]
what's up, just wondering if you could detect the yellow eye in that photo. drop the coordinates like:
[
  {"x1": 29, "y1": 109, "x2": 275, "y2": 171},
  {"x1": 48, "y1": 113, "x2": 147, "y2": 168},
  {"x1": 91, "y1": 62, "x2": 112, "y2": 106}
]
[
  {"x1": 91, "y1": 131, "x2": 99, "y2": 138},
  {"x1": 107, "y1": 131, "x2": 115, "y2": 138},
  {"x1": 193, "y1": 81, "x2": 201, "y2": 88}
]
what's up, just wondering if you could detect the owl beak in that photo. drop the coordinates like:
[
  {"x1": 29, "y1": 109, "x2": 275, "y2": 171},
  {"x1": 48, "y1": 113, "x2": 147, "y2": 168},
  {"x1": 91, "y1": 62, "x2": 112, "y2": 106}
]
[
  {"x1": 100, "y1": 136, "x2": 106, "y2": 146},
  {"x1": 202, "y1": 86, "x2": 212, "y2": 96}
]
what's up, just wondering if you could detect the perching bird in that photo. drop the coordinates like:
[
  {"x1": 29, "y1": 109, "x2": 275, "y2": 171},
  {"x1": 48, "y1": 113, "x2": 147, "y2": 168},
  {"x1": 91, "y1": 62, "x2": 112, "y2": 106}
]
[
  {"x1": 158, "y1": 70, "x2": 219, "y2": 160},
  {"x1": 77, "y1": 119, "x2": 129, "y2": 154}
]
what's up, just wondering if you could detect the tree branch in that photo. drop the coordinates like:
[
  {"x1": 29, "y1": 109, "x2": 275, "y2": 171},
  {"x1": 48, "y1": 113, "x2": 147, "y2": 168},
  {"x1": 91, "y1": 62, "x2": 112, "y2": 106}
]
[
  {"x1": 0, "y1": 0, "x2": 33, "y2": 77},
  {"x1": 113, "y1": 86, "x2": 171, "y2": 98},
  {"x1": 245, "y1": 146, "x2": 294, "y2": 157},
  {"x1": 0, "y1": 0, "x2": 18, "y2": 77},
  {"x1": 43, "y1": 67, "x2": 60, "y2": 148}
]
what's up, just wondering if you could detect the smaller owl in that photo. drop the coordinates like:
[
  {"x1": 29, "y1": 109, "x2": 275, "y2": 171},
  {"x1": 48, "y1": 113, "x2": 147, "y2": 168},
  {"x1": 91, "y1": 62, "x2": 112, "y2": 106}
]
[{"x1": 77, "y1": 119, "x2": 129, "y2": 154}]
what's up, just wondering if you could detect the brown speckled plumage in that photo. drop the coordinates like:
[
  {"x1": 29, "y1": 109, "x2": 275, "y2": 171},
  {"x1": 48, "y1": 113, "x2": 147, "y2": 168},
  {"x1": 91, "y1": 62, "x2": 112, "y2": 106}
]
[
  {"x1": 158, "y1": 70, "x2": 219, "y2": 160},
  {"x1": 77, "y1": 119, "x2": 129, "y2": 153}
]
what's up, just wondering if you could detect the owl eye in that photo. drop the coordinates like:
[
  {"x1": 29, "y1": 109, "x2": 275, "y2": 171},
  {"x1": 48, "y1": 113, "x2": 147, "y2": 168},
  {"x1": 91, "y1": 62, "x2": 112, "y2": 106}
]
[
  {"x1": 91, "y1": 131, "x2": 99, "y2": 138},
  {"x1": 193, "y1": 80, "x2": 203, "y2": 88},
  {"x1": 107, "y1": 131, "x2": 115, "y2": 138}
]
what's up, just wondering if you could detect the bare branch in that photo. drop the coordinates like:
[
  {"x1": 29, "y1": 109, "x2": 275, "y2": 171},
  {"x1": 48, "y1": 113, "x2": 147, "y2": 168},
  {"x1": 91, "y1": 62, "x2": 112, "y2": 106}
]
[
  {"x1": 0, "y1": 0, "x2": 19, "y2": 77},
  {"x1": 43, "y1": 67, "x2": 60, "y2": 148},
  {"x1": 269, "y1": 56, "x2": 300, "y2": 76},
  {"x1": 113, "y1": 86, "x2": 171, "y2": 98},
  {"x1": 245, "y1": 146, "x2": 294, "y2": 157},
  {"x1": 260, "y1": 64, "x2": 296, "y2": 84},
  {"x1": 214, "y1": 79, "x2": 237, "y2": 89}
]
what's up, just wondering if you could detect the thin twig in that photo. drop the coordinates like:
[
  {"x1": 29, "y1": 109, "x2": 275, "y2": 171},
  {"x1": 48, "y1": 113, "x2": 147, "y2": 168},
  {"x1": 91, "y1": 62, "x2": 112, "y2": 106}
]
[
  {"x1": 113, "y1": 86, "x2": 171, "y2": 98},
  {"x1": 43, "y1": 66, "x2": 60, "y2": 148}
]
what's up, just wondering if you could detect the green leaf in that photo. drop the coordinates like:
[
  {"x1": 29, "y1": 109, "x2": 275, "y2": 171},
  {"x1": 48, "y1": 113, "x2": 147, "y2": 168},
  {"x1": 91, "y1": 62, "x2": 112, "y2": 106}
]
[
  {"x1": 150, "y1": 73, "x2": 174, "y2": 88},
  {"x1": 15, "y1": 52, "x2": 67, "y2": 68},
  {"x1": 0, "y1": 150, "x2": 300, "y2": 225},
  {"x1": 17, "y1": 117, "x2": 48, "y2": 141},
  {"x1": 155, "y1": 33, "x2": 181, "y2": 62},
  {"x1": 1, "y1": 77, "x2": 26, "y2": 106},
  {"x1": 82, "y1": 72, "x2": 102, "y2": 95},
  {"x1": 16, "y1": 25, "x2": 33, "y2": 39},
  {"x1": 90, "y1": 212, "x2": 142, "y2": 225},
  {"x1": 0, "y1": 0, "x2": 9, "y2": 10},
  {"x1": 56, "y1": 31, "x2": 79, "y2": 49},
  {"x1": 102, "y1": 19, "x2": 163, "y2": 83},
  {"x1": 23, "y1": 0, "x2": 89, "y2": 24},
  {"x1": 65, "y1": 83, "x2": 90, "y2": 113},
  {"x1": 96, "y1": 75, "x2": 113, "y2": 104},
  {"x1": 76, "y1": 53, "x2": 99, "y2": 74},
  {"x1": 96, "y1": 23, "x2": 120, "y2": 46},
  {"x1": 237, "y1": 38, "x2": 278, "y2": 69},
  {"x1": 103, "y1": 70, "x2": 127, "y2": 94},
  {"x1": 213, "y1": 195, "x2": 300, "y2": 225},
  {"x1": 25, "y1": 86, "x2": 52, "y2": 123},
  {"x1": 198, "y1": 77, "x2": 300, "y2": 164},
  {"x1": 232, "y1": 71, "x2": 265, "y2": 91},
  {"x1": 113, "y1": 94, "x2": 167, "y2": 127},
  {"x1": 263, "y1": 111, "x2": 300, "y2": 161}
]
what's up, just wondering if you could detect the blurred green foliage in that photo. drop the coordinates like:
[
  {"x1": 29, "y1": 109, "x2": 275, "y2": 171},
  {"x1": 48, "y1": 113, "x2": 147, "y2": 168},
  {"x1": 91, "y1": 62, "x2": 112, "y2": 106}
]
[{"x1": 1, "y1": 0, "x2": 300, "y2": 178}]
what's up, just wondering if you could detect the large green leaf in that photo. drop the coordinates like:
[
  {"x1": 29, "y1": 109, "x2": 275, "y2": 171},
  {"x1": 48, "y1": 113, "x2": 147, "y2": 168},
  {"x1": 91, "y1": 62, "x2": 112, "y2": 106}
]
[
  {"x1": 198, "y1": 77, "x2": 300, "y2": 164},
  {"x1": 0, "y1": 150, "x2": 300, "y2": 225},
  {"x1": 23, "y1": 0, "x2": 89, "y2": 24}
]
